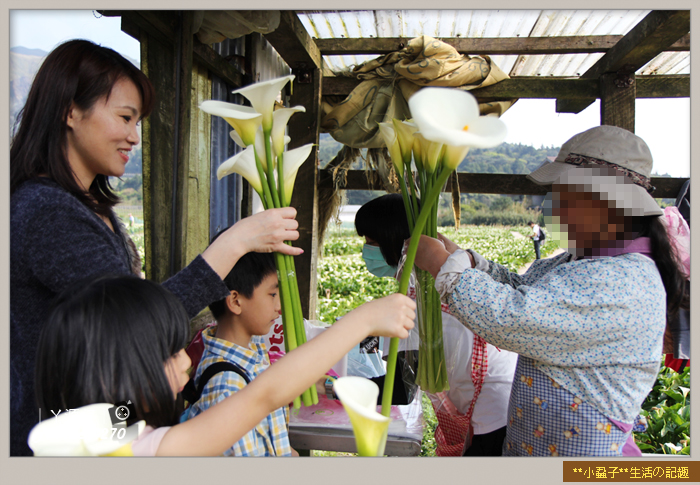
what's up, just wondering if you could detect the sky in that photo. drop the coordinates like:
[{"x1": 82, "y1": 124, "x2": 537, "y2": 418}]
[{"x1": 9, "y1": 9, "x2": 690, "y2": 177}]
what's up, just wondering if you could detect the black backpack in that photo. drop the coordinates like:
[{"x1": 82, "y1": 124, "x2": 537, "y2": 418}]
[
  {"x1": 539, "y1": 226, "x2": 546, "y2": 241},
  {"x1": 182, "y1": 361, "x2": 250, "y2": 406}
]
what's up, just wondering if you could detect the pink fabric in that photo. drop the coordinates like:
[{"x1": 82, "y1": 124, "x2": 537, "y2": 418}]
[
  {"x1": 662, "y1": 206, "x2": 691, "y2": 280},
  {"x1": 433, "y1": 336, "x2": 488, "y2": 456},
  {"x1": 130, "y1": 425, "x2": 171, "y2": 456},
  {"x1": 588, "y1": 237, "x2": 652, "y2": 259},
  {"x1": 608, "y1": 419, "x2": 642, "y2": 457}
]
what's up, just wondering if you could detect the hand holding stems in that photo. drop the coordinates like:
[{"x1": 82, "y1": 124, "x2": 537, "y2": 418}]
[
  {"x1": 414, "y1": 234, "x2": 477, "y2": 279},
  {"x1": 413, "y1": 235, "x2": 451, "y2": 279},
  {"x1": 201, "y1": 207, "x2": 302, "y2": 281},
  {"x1": 436, "y1": 232, "x2": 460, "y2": 254},
  {"x1": 156, "y1": 294, "x2": 415, "y2": 456}
]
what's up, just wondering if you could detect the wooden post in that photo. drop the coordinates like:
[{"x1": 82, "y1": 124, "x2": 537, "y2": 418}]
[
  {"x1": 172, "y1": 11, "x2": 195, "y2": 272},
  {"x1": 186, "y1": 59, "x2": 213, "y2": 264},
  {"x1": 139, "y1": 11, "x2": 196, "y2": 282},
  {"x1": 288, "y1": 69, "x2": 322, "y2": 319},
  {"x1": 141, "y1": 30, "x2": 176, "y2": 282},
  {"x1": 600, "y1": 71, "x2": 636, "y2": 132}
]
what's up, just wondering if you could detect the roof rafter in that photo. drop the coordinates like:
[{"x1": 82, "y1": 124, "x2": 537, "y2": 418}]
[
  {"x1": 263, "y1": 10, "x2": 321, "y2": 70},
  {"x1": 314, "y1": 34, "x2": 689, "y2": 56},
  {"x1": 321, "y1": 75, "x2": 689, "y2": 99},
  {"x1": 556, "y1": 10, "x2": 690, "y2": 113}
]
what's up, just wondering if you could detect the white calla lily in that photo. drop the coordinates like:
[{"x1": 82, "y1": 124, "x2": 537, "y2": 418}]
[
  {"x1": 377, "y1": 122, "x2": 405, "y2": 178},
  {"x1": 253, "y1": 127, "x2": 271, "y2": 172},
  {"x1": 216, "y1": 145, "x2": 263, "y2": 195},
  {"x1": 199, "y1": 100, "x2": 262, "y2": 146},
  {"x1": 28, "y1": 403, "x2": 145, "y2": 456},
  {"x1": 272, "y1": 106, "x2": 306, "y2": 157},
  {"x1": 231, "y1": 129, "x2": 290, "y2": 152},
  {"x1": 392, "y1": 119, "x2": 418, "y2": 165},
  {"x1": 333, "y1": 377, "x2": 391, "y2": 456},
  {"x1": 280, "y1": 143, "x2": 314, "y2": 206},
  {"x1": 229, "y1": 130, "x2": 245, "y2": 149},
  {"x1": 232, "y1": 75, "x2": 295, "y2": 131},
  {"x1": 413, "y1": 132, "x2": 443, "y2": 173},
  {"x1": 408, "y1": 87, "x2": 507, "y2": 152}
]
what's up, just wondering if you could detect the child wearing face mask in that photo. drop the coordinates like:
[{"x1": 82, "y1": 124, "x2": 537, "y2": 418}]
[{"x1": 355, "y1": 194, "x2": 518, "y2": 456}]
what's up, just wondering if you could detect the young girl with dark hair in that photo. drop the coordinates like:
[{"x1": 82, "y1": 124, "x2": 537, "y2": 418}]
[
  {"x1": 355, "y1": 194, "x2": 518, "y2": 456},
  {"x1": 33, "y1": 274, "x2": 415, "y2": 456},
  {"x1": 413, "y1": 125, "x2": 689, "y2": 456},
  {"x1": 10, "y1": 39, "x2": 301, "y2": 455}
]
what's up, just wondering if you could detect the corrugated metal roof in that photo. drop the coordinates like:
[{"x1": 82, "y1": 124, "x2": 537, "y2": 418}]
[{"x1": 297, "y1": 10, "x2": 689, "y2": 77}]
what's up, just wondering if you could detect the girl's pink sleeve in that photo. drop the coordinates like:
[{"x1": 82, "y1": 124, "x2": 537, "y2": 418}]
[{"x1": 130, "y1": 425, "x2": 171, "y2": 456}]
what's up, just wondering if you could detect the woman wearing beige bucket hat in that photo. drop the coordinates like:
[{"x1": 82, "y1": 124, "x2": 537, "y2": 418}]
[{"x1": 413, "y1": 125, "x2": 688, "y2": 456}]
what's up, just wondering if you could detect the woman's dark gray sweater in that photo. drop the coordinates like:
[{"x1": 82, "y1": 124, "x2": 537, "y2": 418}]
[{"x1": 10, "y1": 178, "x2": 230, "y2": 455}]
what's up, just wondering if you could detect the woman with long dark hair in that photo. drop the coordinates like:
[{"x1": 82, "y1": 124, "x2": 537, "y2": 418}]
[
  {"x1": 10, "y1": 39, "x2": 301, "y2": 455},
  {"x1": 413, "y1": 125, "x2": 688, "y2": 456}
]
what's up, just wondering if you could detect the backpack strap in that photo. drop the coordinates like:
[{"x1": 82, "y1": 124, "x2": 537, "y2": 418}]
[{"x1": 182, "y1": 361, "x2": 250, "y2": 405}]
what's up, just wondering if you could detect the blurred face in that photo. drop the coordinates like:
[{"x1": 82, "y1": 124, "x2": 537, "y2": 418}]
[
  {"x1": 238, "y1": 273, "x2": 281, "y2": 339},
  {"x1": 552, "y1": 185, "x2": 625, "y2": 251},
  {"x1": 164, "y1": 349, "x2": 191, "y2": 399},
  {"x1": 65, "y1": 77, "x2": 142, "y2": 189}
]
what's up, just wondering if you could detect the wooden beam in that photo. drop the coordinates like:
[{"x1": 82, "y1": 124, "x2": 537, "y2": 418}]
[
  {"x1": 192, "y1": 38, "x2": 244, "y2": 88},
  {"x1": 288, "y1": 69, "x2": 322, "y2": 319},
  {"x1": 323, "y1": 170, "x2": 686, "y2": 199},
  {"x1": 263, "y1": 10, "x2": 321, "y2": 70},
  {"x1": 600, "y1": 72, "x2": 636, "y2": 132},
  {"x1": 557, "y1": 10, "x2": 690, "y2": 113},
  {"x1": 322, "y1": 75, "x2": 689, "y2": 99},
  {"x1": 104, "y1": 10, "x2": 245, "y2": 88},
  {"x1": 314, "y1": 34, "x2": 690, "y2": 56},
  {"x1": 636, "y1": 74, "x2": 690, "y2": 98}
]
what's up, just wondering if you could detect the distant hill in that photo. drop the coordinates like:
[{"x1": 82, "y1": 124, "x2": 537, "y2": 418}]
[
  {"x1": 319, "y1": 133, "x2": 560, "y2": 175},
  {"x1": 10, "y1": 46, "x2": 49, "y2": 57}
]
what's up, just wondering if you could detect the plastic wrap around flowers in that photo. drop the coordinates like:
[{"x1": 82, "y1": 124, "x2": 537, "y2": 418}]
[
  {"x1": 378, "y1": 87, "x2": 507, "y2": 416},
  {"x1": 200, "y1": 75, "x2": 317, "y2": 408}
]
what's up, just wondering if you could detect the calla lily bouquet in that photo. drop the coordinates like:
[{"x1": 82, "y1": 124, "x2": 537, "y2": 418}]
[
  {"x1": 379, "y1": 88, "x2": 507, "y2": 416},
  {"x1": 200, "y1": 75, "x2": 317, "y2": 408}
]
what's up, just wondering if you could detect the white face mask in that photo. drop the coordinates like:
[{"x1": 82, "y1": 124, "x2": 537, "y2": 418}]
[{"x1": 361, "y1": 244, "x2": 397, "y2": 278}]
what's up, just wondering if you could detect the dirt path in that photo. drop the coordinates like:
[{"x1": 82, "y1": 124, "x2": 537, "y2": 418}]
[{"x1": 517, "y1": 247, "x2": 566, "y2": 274}]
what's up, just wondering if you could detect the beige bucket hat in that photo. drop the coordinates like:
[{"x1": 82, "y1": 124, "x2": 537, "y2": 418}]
[{"x1": 527, "y1": 125, "x2": 662, "y2": 217}]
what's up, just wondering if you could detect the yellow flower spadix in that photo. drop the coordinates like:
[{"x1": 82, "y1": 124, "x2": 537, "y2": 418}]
[
  {"x1": 199, "y1": 100, "x2": 262, "y2": 147},
  {"x1": 233, "y1": 75, "x2": 296, "y2": 132}
]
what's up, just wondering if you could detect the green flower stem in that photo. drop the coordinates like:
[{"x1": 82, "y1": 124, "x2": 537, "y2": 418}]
[
  {"x1": 403, "y1": 164, "x2": 420, "y2": 218},
  {"x1": 253, "y1": 141, "x2": 310, "y2": 407},
  {"x1": 397, "y1": 173, "x2": 414, "y2": 233},
  {"x1": 285, "y1": 253, "x2": 316, "y2": 407},
  {"x1": 274, "y1": 252, "x2": 302, "y2": 409},
  {"x1": 277, "y1": 151, "x2": 286, "y2": 207},
  {"x1": 263, "y1": 130, "x2": 282, "y2": 208},
  {"x1": 381, "y1": 166, "x2": 454, "y2": 416}
]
